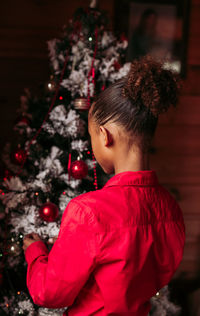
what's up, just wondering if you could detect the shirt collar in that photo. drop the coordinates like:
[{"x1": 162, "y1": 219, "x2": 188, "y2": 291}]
[{"x1": 104, "y1": 170, "x2": 159, "y2": 188}]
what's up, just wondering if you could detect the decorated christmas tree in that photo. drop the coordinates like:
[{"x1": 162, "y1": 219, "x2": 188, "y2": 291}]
[{"x1": 0, "y1": 2, "x2": 181, "y2": 315}]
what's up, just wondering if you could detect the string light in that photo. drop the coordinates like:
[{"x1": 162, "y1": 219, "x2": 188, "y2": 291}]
[{"x1": 92, "y1": 152, "x2": 98, "y2": 190}]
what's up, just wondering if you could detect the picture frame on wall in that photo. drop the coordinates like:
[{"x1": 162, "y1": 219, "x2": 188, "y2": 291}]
[{"x1": 114, "y1": 0, "x2": 190, "y2": 77}]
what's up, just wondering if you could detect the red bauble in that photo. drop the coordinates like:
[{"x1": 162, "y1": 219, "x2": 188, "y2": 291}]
[
  {"x1": 39, "y1": 202, "x2": 59, "y2": 222},
  {"x1": 71, "y1": 160, "x2": 88, "y2": 179},
  {"x1": 12, "y1": 148, "x2": 27, "y2": 165}
]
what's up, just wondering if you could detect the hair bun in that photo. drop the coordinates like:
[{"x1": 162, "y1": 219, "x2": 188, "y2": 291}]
[{"x1": 122, "y1": 56, "x2": 180, "y2": 116}]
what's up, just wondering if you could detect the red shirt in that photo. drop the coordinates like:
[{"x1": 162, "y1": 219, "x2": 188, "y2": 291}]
[{"x1": 25, "y1": 170, "x2": 185, "y2": 315}]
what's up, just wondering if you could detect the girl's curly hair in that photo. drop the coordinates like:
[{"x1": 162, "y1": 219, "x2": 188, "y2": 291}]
[
  {"x1": 91, "y1": 56, "x2": 180, "y2": 151},
  {"x1": 122, "y1": 55, "x2": 180, "y2": 116}
]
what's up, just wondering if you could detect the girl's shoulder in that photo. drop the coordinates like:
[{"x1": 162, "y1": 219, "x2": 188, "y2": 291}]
[
  {"x1": 63, "y1": 189, "x2": 103, "y2": 228},
  {"x1": 71, "y1": 186, "x2": 106, "y2": 205}
]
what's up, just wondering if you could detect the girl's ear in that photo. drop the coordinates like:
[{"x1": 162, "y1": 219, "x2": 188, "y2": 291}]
[{"x1": 99, "y1": 126, "x2": 113, "y2": 147}]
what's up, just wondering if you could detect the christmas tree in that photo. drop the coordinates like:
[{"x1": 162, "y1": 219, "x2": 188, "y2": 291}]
[
  {"x1": 0, "y1": 2, "x2": 129, "y2": 315},
  {"x1": 0, "y1": 2, "x2": 181, "y2": 315}
]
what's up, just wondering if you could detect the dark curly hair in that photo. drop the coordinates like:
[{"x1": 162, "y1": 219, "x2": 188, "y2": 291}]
[{"x1": 90, "y1": 56, "x2": 180, "y2": 152}]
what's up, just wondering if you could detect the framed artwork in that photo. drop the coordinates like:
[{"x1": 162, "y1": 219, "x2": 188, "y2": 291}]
[{"x1": 114, "y1": 0, "x2": 190, "y2": 77}]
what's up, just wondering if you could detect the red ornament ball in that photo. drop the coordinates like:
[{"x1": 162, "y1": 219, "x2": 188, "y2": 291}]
[
  {"x1": 71, "y1": 160, "x2": 88, "y2": 179},
  {"x1": 39, "y1": 202, "x2": 59, "y2": 222},
  {"x1": 12, "y1": 148, "x2": 27, "y2": 165}
]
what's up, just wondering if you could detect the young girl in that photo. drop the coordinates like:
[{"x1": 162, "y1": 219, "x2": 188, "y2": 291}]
[{"x1": 23, "y1": 56, "x2": 185, "y2": 316}]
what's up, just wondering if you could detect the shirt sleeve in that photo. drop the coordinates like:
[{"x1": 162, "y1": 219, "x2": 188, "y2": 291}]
[{"x1": 25, "y1": 200, "x2": 98, "y2": 308}]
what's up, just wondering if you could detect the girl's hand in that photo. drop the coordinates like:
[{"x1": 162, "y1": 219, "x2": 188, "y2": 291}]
[{"x1": 23, "y1": 233, "x2": 42, "y2": 252}]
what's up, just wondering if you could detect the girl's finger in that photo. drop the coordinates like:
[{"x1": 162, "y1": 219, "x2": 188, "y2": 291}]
[{"x1": 32, "y1": 233, "x2": 41, "y2": 240}]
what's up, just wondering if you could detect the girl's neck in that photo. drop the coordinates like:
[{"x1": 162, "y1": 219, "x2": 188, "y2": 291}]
[{"x1": 113, "y1": 146, "x2": 150, "y2": 175}]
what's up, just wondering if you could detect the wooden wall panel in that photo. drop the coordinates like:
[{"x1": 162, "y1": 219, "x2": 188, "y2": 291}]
[
  {"x1": 159, "y1": 96, "x2": 200, "y2": 125},
  {"x1": 153, "y1": 125, "x2": 200, "y2": 155},
  {"x1": 150, "y1": 155, "x2": 200, "y2": 185},
  {"x1": 188, "y1": 5, "x2": 200, "y2": 65},
  {"x1": 182, "y1": 66, "x2": 200, "y2": 94},
  {"x1": 175, "y1": 185, "x2": 200, "y2": 214},
  {"x1": 153, "y1": 0, "x2": 200, "y2": 278}
]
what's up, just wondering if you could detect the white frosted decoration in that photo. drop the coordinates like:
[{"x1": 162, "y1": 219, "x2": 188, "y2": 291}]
[
  {"x1": 85, "y1": 159, "x2": 95, "y2": 170},
  {"x1": 60, "y1": 174, "x2": 81, "y2": 189},
  {"x1": 3, "y1": 192, "x2": 28, "y2": 212},
  {"x1": 61, "y1": 70, "x2": 86, "y2": 97},
  {"x1": 4, "y1": 176, "x2": 25, "y2": 191},
  {"x1": 58, "y1": 52, "x2": 65, "y2": 62},
  {"x1": 65, "y1": 109, "x2": 85, "y2": 137},
  {"x1": 77, "y1": 40, "x2": 85, "y2": 50},
  {"x1": 71, "y1": 140, "x2": 89, "y2": 152},
  {"x1": 110, "y1": 63, "x2": 131, "y2": 82},
  {"x1": 47, "y1": 38, "x2": 58, "y2": 59},
  {"x1": 82, "y1": 80, "x2": 94, "y2": 97},
  {"x1": 163, "y1": 60, "x2": 180, "y2": 73},
  {"x1": 47, "y1": 38, "x2": 60, "y2": 72},
  {"x1": 49, "y1": 104, "x2": 67, "y2": 122},
  {"x1": 36, "y1": 222, "x2": 60, "y2": 239},
  {"x1": 44, "y1": 105, "x2": 85, "y2": 137},
  {"x1": 10, "y1": 205, "x2": 37, "y2": 235},
  {"x1": 59, "y1": 193, "x2": 72, "y2": 212},
  {"x1": 42, "y1": 122, "x2": 55, "y2": 135},
  {"x1": 39, "y1": 146, "x2": 64, "y2": 177},
  {"x1": 71, "y1": 45, "x2": 82, "y2": 64},
  {"x1": 53, "y1": 59, "x2": 60, "y2": 73},
  {"x1": 33, "y1": 170, "x2": 51, "y2": 190},
  {"x1": 101, "y1": 31, "x2": 115, "y2": 48},
  {"x1": 72, "y1": 45, "x2": 79, "y2": 55},
  {"x1": 38, "y1": 307, "x2": 67, "y2": 316},
  {"x1": 61, "y1": 47, "x2": 95, "y2": 97},
  {"x1": 0, "y1": 177, "x2": 28, "y2": 211},
  {"x1": 99, "y1": 57, "x2": 116, "y2": 78},
  {"x1": 25, "y1": 126, "x2": 33, "y2": 136},
  {"x1": 18, "y1": 300, "x2": 35, "y2": 315}
]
